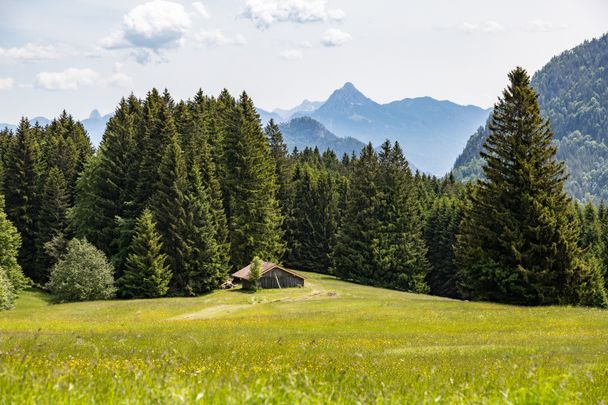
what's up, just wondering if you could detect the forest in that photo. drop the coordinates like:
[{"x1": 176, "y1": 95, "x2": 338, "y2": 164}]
[
  {"x1": 454, "y1": 33, "x2": 608, "y2": 201},
  {"x1": 1, "y1": 67, "x2": 608, "y2": 310}
]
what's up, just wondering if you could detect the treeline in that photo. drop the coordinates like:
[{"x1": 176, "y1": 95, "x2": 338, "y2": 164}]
[{"x1": 1, "y1": 67, "x2": 607, "y2": 308}]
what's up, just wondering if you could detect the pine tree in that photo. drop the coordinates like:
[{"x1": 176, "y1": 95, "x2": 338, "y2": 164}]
[
  {"x1": 4, "y1": 118, "x2": 42, "y2": 281},
  {"x1": 455, "y1": 67, "x2": 607, "y2": 307},
  {"x1": 332, "y1": 144, "x2": 380, "y2": 283},
  {"x1": 43, "y1": 111, "x2": 93, "y2": 203},
  {"x1": 150, "y1": 132, "x2": 190, "y2": 293},
  {"x1": 36, "y1": 167, "x2": 69, "y2": 279},
  {"x1": 222, "y1": 92, "x2": 284, "y2": 268},
  {"x1": 265, "y1": 119, "x2": 292, "y2": 216},
  {"x1": 374, "y1": 141, "x2": 429, "y2": 292},
  {"x1": 285, "y1": 166, "x2": 339, "y2": 273},
  {"x1": 71, "y1": 98, "x2": 140, "y2": 268},
  {"x1": 182, "y1": 165, "x2": 228, "y2": 294},
  {"x1": 135, "y1": 89, "x2": 171, "y2": 209},
  {"x1": 118, "y1": 208, "x2": 171, "y2": 298},
  {"x1": 424, "y1": 195, "x2": 463, "y2": 298}
]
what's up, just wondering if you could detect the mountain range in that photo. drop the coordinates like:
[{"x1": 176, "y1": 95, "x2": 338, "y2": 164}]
[
  {"x1": 453, "y1": 32, "x2": 608, "y2": 201},
  {"x1": 260, "y1": 83, "x2": 490, "y2": 175},
  {"x1": 0, "y1": 110, "x2": 111, "y2": 147}
]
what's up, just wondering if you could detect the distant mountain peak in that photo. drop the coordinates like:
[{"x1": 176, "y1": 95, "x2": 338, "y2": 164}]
[
  {"x1": 326, "y1": 82, "x2": 372, "y2": 107},
  {"x1": 89, "y1": 109, "x2": 101, "y2": 120}
]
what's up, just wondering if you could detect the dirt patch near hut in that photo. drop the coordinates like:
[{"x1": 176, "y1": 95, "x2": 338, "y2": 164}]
[
  {"x1": 169, "y1": 304, "x2": 251, "y2": 320},
  {"x1": 276, "y1": 290, "x2": 338, "y2": 303}
]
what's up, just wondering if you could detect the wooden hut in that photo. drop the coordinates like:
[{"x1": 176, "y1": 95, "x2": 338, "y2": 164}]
[{"x1": 232, "y1": 262, "x2": 304, "y2": 290}]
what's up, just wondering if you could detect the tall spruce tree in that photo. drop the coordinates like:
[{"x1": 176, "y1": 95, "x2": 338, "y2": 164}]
[
  {"x1": 332, "y1": 144, "x2": 381, "y2": 283},
  {"x1": 4, "y1": 118, "x2": 42, "y2": 281},
  {"x1": 71, "y1": 98, "x2": 140, "y2": 268},
  {"x1": 285, "y1": 165, "x2": 339, "y2": 273},
  {"x1": 42, "y1": 111, "x2": 93, "y2": 203},
  {"x1": 36, "y1": 167, "x2": 69, "y2": 278},
  {"x1": 150, "y1": 130, "x2": 190, "y2": 293},
  {"x1": 455, "y1": 67, "x2": 607, "y2": 307},
  {"x1": 265, "y1": 119, "x2": 292, "y2": 217},
  {"x1": 182, "y1": 165, "x2": 228, "y2": 294},
  {"x1": 424, "y1": 195, "x2": 463, "y2": 298},
  {"x1": 222, "y1": 92, "x2": 284, "y2": 268},
  {"x1": 118, "y1": 208, "x2": 171, "y2": 298},
  {"x1": 374, "y1": 141, "x2": 429, "y2": 292}
]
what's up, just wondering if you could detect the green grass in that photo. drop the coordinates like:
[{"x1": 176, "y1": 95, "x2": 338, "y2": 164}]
[{"x1": 1, "y1": 272, "x2": 607, "y2": 404}]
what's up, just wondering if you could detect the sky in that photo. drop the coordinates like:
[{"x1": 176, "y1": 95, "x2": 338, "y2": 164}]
[{"x1": 0, "y1": 0, "x2": 606, "y2": 123}]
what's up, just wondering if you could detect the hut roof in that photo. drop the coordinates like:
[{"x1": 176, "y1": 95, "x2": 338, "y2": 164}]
[{"x1": 231, "y1": 262, "x2": 305, "y2": 281}]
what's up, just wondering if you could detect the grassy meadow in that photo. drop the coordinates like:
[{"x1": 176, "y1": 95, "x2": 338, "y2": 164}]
[{"x1": 1, "y1": 271, "x2": 607, "y2": 404}]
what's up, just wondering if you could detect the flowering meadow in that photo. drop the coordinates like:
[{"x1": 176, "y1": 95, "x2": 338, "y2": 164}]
[{"x1": 1, "y1": 272, "x2": 607, "y2": 403}]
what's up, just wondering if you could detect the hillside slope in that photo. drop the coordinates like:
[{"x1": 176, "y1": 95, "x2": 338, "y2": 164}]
[
  {"x1": 279, "y1": 116, "x2": 365, "y2": 156},
  {"x1": 453, "y1": 33, "x2": 608, "y2": 200},
  {"x1": 1, "y1": 272, "x2": 607, "y2": 402}
]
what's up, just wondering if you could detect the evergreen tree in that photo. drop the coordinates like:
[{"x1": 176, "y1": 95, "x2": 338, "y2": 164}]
[
  {"x1": 374, "y1": 141, "x2": 429, "y2": 292},
  {"x1": 333, "y1": 144, "x2": 381, "y2": 283},
  {"x1": 424, "y1": 195, "x2": 463, "y2": 298},
  {"x1": 71, "y1": 98, "x2": 139, "y2": 269},
  {"x1": 455, "y1": 67, "x2": 607, "y2": 307},
  {"x1": 42, "y1": 111, "x2": 93, "y2": 203},
  {"x1": 118, "y1": 208, "x2": 171, "y2": 298},
  {"x1": 222, "y1": 92, "x2": 284, "y2": 268},
  {"x1": 150, "y1": 132, "x2": 190, "y2": 293},
  {"x1": 265, "y1": 119, "x2": 292, "y2": 216},
  {"x1": 135, "y1": 89, "x2": 171, "y2": 209},
  {"x1": 4, "y1": 118, "x2": 42, "y2": 281},
  {"x1": 36, "y1": 167, "x2": 69, "y2": 278},
  {"x1": 182, "y1": 166, "x2": 228, "y2": 294},
  {"x1": 285, "y1": 166, "x2": 339, "y2": 273}
]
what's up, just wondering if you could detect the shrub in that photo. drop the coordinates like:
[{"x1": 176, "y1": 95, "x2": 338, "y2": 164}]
[
  {"x1": 0, "y1": 268, "x2": 16, "y2": 310},
  {"x1": 0, "y1": 196, "x2": 30, "y2": 310},
  {"x1": 46, "y1": 238, "x2": 116, "y2": 302},
  {"x1": 249, "y1": 256, "x2": 262, "y2": 291}
]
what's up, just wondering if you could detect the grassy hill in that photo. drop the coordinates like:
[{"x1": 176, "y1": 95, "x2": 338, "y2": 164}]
[{"x1": 1, "y1": 272, "x2": 607, "y2": 403}]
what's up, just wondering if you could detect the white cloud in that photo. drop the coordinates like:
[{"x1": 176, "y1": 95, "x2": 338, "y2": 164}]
[
  {"x1": 280, "y1": 49, "x2": 303, "y2": 60},
  {"x1": 99, "y1": 0, "x2": 191, "y2": 63},
  {"x1": 195, "y1": 30, "x2": 246, "y2": 46},
  {"x1": 526, "y1": 19, "x2": 567, "y2": 32},
  {"x1": 299, "y1": 40, "x2": 313, "y2": 48},
  {"x1": 458, "y1": 20, "x2": 504, "y2": 33},
  {"x1": 0, "y1": 43, "x2": 66, "y2": 61},
  {"x1": 35, "y1": 68, "x2": 132, "y2": 91},
  {"x1": 241, "y1": 0, "x2": 344, "y2": 29},
  {"x1": 0, "y1": 77, "x2": 14, "y2": 90},
  {"x1": 321, "y1": 28, "x2": 352, "y2": 47},
  {"x1": 192, "y1": 1, "x2": 210, "y2": 18}
]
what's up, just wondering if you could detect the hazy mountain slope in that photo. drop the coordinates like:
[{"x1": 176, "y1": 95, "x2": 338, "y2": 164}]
[
  {"x1": 256, "y1": 108, "x2": 283, "y2": 126},
  {"x1": 273, "y1": 100, "x2": 324, "y2": 121},
  {"x1": 453, "y1": 32, "x2": 608, "y2": 200},
  {"x1": 279, "y1": 116, "x2": 365, "y2": 156}
]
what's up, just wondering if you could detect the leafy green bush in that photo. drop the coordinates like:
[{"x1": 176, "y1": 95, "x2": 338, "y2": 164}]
[
  {"x1": 0, "y1": 195, "x2": 30, "y2": 310},
  {"x1": 0, "y1": 268, "x2": 15, "y2": 310},
  {"x1": 46, "y1": 238, "x2": 116, "y2": 302}
]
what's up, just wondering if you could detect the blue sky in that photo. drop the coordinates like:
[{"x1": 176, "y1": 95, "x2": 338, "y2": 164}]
[{"x1": 0, "y1": 0, "x2": 606, "y2": 123}]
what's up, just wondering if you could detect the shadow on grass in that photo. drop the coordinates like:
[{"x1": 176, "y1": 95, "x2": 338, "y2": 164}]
[{"x1": 227, "y1": 287, "x2": 255, "y2": 294}]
